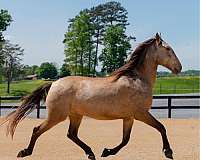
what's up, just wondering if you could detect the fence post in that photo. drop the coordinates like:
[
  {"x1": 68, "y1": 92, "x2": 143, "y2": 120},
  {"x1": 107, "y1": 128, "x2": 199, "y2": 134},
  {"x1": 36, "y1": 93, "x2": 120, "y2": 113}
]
[
  {"x1": 168, "y1": 97, "x2": 172, "y2": 118},
  {"x1": 37, "y1": 101, "x2": 40, "y2": 119}
]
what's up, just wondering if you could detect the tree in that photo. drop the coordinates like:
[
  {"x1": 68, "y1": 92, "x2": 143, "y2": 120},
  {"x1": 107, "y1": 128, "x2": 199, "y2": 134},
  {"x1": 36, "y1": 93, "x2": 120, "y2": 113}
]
[
  {"x1": 0, "y1": 9, "x2": 12, "y2": 40},
  {"x1": 102, "y1": 1, "x2": 129, "y2": 27},
  {"x1": 89, "y1": 5, "x2": 105, "y2": 76},
  {"x1": 60, "y1": 63, "x2": 71, "y2": 78},
  {"x1": 1, "y1": 40, "x2": 24, "y2": 93},
  {"x1": 64, "y1": 11, "x2": 94, "y2": 76},
  {"x1": 37, "y1": 62, "x2": 58, "y2": 79},
  {"x1": 0, "y1": 9, "x2": 12, "y2": 66},
  {"x1": 99, "y1": 25, "x2": 131, "y2": 73},
  {"x1": 0, "y1": 9, "x2": 12, "y2": 82},
  {"x1": 22, "y1": 65, "x2": 39, "y2": 76},
  {"x1": 89, "y1": 1, "x2": 135, "y2": 75},
  {"x1": 63, "y1": 1, "x2": 135, "y2": 76}
]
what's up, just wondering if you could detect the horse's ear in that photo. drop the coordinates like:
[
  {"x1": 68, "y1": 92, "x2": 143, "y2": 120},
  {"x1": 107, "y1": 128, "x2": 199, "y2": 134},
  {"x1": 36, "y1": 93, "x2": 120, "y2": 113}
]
[{"x1": 155, "y1": 32, "x2": 161, "y2": 46}]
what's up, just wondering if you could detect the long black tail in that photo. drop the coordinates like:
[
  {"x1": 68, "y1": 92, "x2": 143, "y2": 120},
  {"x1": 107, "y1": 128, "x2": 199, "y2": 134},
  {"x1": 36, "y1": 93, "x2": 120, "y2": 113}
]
[{"x1": 1, "y1": 82, "x2": 52, "y2": 138}]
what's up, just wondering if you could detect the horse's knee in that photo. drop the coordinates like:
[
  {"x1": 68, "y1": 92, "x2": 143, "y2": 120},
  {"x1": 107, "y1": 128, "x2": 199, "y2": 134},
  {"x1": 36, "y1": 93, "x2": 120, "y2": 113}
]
[
  {"x1": 30, "y1": 126, "x2": 41, "y2": 140},
  {"x1": 32, "y1": 126, "x2": 40, "y2": 135}
]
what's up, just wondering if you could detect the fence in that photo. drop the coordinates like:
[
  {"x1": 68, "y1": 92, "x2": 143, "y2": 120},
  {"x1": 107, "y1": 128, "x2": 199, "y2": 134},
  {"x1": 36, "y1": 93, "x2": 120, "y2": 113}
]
[
  {"x1": 152, "y1": 95, "x2": 200, "y2": 118},
  {"x1": 0, "y1": 95, "x2": 200, "y2": 118}
]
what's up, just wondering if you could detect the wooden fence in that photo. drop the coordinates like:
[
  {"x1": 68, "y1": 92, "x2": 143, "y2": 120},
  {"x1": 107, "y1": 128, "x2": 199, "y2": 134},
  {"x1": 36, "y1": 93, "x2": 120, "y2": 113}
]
[{"x1": 0, "y1": 95, "x2": 199, "y2": 118}]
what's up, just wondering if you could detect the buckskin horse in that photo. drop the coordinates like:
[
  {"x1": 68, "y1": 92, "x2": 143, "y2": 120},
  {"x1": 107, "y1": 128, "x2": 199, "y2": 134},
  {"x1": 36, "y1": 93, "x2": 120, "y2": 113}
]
[{"x1": 2, "y1": 33, "x2": 182, "y2": 160}]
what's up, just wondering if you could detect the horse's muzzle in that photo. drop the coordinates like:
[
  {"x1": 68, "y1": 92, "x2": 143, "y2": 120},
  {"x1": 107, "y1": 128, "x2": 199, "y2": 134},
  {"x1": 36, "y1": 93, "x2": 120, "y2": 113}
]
[{"x1": 172, "y1": 65, "x2": 182, "y2": 74}]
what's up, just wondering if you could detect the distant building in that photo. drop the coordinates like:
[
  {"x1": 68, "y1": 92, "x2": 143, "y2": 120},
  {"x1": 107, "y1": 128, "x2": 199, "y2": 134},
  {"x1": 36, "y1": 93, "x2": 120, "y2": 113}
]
[{"x1": 25, "y1": 74, "x2": 37, "y2": 80}]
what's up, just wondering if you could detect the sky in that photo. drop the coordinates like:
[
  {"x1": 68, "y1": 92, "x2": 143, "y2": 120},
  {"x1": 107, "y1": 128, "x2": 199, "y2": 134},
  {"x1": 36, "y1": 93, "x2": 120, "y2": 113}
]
[{"x1": 0, "y1": 0, "x2": 199, "y2": 71}]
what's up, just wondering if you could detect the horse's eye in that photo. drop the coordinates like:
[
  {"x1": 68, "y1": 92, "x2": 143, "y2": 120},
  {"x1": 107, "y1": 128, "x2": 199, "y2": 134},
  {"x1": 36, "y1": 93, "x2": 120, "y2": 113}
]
[{"x1": 166, "y1": 47, "x2": 170, "y2": 51}]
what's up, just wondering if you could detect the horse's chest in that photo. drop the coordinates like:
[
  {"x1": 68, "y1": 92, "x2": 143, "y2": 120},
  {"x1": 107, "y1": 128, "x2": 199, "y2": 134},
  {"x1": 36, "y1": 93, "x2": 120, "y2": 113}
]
[{"x1": 129, "y1": 93, "x2": 152, "y2": 110}]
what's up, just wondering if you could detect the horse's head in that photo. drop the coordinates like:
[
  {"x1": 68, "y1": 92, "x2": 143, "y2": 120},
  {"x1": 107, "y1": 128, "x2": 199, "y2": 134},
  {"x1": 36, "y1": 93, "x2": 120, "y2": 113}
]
[{"x1": 153, "y1": 33, "x2": 182, "y2": 74}]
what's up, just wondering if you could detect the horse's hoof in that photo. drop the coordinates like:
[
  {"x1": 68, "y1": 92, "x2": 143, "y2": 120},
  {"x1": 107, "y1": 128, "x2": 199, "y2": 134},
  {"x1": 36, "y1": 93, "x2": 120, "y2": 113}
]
[
  {"x1": 163, "y1": 148, "x2": 173, "y2": 159},
  {"x1": 101, "y1": 148, "x2": 112, "y2": 157},
  {"x1": 88, "y1": 154, "x2": 96, "y2": 160},
  {"x1": 17, "y1": 149, "x2": 32, "y2": 158}
]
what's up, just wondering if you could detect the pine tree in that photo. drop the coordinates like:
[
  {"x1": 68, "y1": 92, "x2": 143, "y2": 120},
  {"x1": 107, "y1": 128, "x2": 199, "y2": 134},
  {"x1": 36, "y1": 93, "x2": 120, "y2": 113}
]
[
  {"x1": 1, "y1": 41, "x2": 24, "y2": 93},
  {"x1": 63, "y1": 11, "x2": 94, "y2": 76},
  {"x1": 63, "y1": 1, "x2": 135, "y2": 76},
  {"x1": 99, "y1": 25, "x2": 131, "y2": 73}
]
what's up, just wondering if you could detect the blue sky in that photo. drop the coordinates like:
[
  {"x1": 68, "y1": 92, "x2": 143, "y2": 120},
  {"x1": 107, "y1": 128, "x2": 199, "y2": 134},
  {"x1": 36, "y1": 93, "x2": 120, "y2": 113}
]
[{"x1": 0, "y1": 0, "x2": 199, "y2": 71}]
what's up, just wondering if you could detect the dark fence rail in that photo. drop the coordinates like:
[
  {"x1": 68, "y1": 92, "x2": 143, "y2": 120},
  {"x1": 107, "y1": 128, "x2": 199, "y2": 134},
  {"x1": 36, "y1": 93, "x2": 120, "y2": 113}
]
[
  {"x1": 152, "y1": 95, "x2": 200, "y2": 118},
  {"x1": 0, "y1": 95, "x2": 200, "y2": 118}
]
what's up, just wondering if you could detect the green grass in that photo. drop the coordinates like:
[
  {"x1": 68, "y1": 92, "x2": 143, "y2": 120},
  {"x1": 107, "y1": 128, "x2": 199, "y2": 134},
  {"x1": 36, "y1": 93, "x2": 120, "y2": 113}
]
[
  {"x1": 153, "y1": 76, "x2": 200, "y2": 94},
  {"x1": 0, "y1": 76, "x2": 199, "y2": 97},
  {"x1": 0, "y1": 80, "x2": 48, "y2": 96}
]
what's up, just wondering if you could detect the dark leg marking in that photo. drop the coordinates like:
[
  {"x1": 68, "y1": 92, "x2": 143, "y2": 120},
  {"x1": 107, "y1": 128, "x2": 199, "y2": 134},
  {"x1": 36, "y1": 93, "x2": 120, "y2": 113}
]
[
  {"x1": 135, "y1": 111, "x2": 173, "y2": 159},
  {"x1": 17, "y1": 120, "x2": 61, "y2": 158},
  {"x1": 101, "y1": 118, "x2": 134, "y2": 157},
  {"x1": 67, "y1": 115, "x2": 96, "y2": 160}
]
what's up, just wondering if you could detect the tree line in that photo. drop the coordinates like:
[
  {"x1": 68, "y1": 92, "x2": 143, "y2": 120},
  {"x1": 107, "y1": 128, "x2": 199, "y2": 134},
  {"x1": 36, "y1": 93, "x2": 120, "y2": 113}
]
[{"x1": 0, "y1": 1, "x2": 135, "y2": 83}]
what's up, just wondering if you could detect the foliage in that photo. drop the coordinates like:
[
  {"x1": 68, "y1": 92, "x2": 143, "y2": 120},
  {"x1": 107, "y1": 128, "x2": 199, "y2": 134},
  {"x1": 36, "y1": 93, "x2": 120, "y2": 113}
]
[
  {"x1": 0, "y1": 9, "x2": 12, "y2": 33},
  {"x1": 22, "y1": 65, "x2": 39, "y2": 76},
  {"x1": 180, "y1": 70, "x2": 200, "y2": 76},
  {"x1": 157, "y1": 70, "x2": 200, "y2": 77},
  {"x1": 37, "y1": 62, "x2": 58, "y2": 79},
  {"x1": 0, "y1": 9, "x2": 12, "y2": 66},
  {"x1": 63, "y1": 1, "x2": 135, "y2": 76},
  {"x1": 1, "y1": 40, "x2": 24, "y2": 93},
  {"x1": 64, "y1": 11, "x2": 94, "y2": 76},
  {"x1": 99, "y1": 25, "x2": 131, "y2": 73},
  {"x1": 60, "y1": 63, "x2": 71, "y2": 77}
]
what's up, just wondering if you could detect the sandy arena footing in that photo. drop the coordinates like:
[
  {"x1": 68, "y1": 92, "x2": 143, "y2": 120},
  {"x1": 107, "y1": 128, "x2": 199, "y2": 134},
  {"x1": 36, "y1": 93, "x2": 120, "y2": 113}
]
[{"x1": 0, "y1": 118, "x2": 199, "y2": 160}]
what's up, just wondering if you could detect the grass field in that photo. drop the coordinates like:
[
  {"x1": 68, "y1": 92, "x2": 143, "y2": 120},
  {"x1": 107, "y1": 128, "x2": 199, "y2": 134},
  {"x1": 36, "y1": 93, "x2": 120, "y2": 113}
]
[
  {"x1": 0, "y1": 76, "x2": 199, "y2": 96},
  {"x1": 0, "y1": 80, "x2": 48, "y2": 96},
  {"x1": 153, "y1": 76, "x2": 200, "y2": 94}
]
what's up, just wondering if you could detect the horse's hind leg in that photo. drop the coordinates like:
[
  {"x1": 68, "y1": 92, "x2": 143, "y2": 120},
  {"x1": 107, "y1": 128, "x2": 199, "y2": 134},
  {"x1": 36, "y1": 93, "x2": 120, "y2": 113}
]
[
  {"x1": 101, "y1": 118, "x2": 134, "y2": 157},
  {"x1": 67, "y1": 115, "x2": 96, "y2": 160},
  {"x1": 17, "y1": 118, "x2": 64, "y2": 158},
  {"x1": 135, "y1": 111, "x2": 173, "y2": 159}
]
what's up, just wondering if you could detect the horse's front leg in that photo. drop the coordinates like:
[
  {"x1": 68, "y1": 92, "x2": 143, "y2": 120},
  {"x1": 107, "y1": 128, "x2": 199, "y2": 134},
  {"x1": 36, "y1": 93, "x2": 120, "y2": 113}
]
[
  {"x1": 135, "y1": 110, "x2": 173, "y2": 159},
  {"x1": 101, "y1": 118, "x2": 134, "y2": 157}
]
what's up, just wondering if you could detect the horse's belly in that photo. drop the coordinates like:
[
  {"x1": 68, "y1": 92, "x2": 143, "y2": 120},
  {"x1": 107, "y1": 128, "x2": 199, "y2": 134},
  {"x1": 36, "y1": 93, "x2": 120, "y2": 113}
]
[
  {"x1": 71, "y1": 108, "x2": 131, "y2": 120},
  {"x1": 71, "y1": 97, "x2": 133, "y2": 120}
]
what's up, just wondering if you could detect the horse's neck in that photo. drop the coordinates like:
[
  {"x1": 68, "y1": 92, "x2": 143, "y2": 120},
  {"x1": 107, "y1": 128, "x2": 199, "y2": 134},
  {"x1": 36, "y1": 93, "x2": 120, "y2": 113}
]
[{"x1": 136, "y1": 49, "x2": 158, "y2": 89}]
